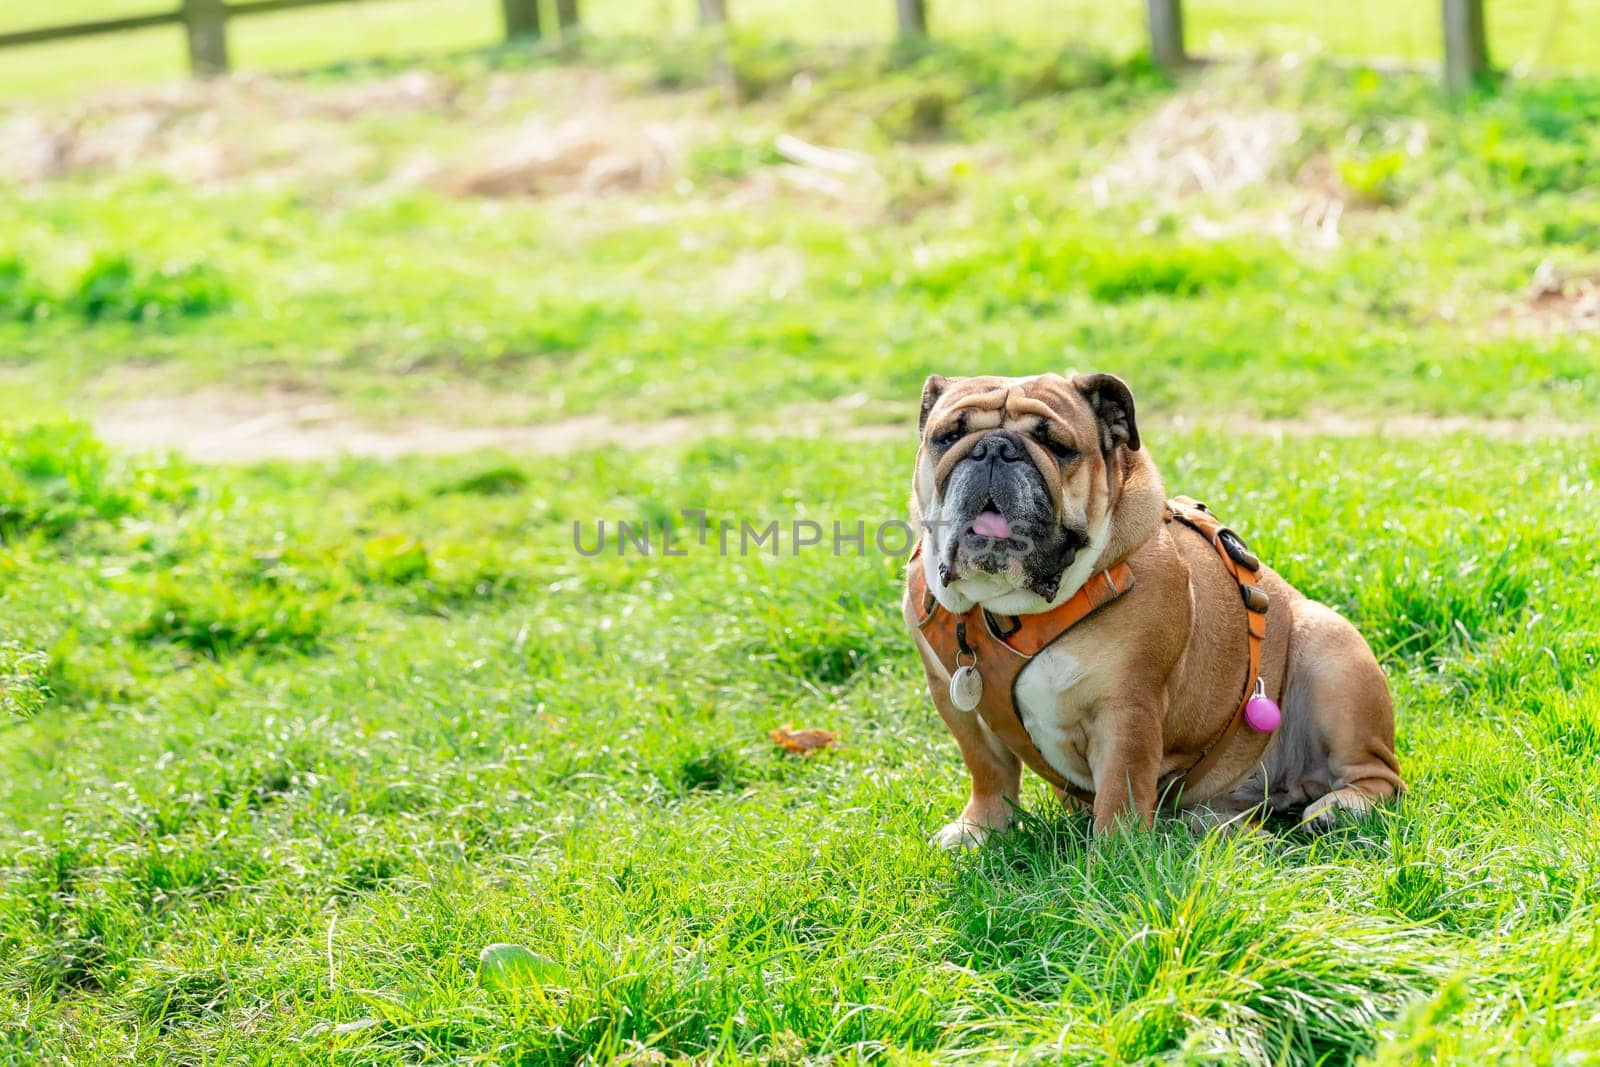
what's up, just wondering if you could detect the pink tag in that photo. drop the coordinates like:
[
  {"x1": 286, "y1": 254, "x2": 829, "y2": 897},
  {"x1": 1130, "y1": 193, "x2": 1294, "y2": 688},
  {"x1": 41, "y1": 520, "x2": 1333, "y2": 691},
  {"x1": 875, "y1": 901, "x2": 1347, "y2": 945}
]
[{"x1": 1244, "y1": 694, "x2": 1281, "y2": 733}]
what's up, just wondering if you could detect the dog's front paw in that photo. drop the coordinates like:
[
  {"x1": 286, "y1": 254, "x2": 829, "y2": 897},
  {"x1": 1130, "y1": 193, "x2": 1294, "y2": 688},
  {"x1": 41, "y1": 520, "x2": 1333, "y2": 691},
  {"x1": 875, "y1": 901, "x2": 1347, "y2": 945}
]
[{"x1": 931, "y1": 819, "x2": 994, "y2": 851}]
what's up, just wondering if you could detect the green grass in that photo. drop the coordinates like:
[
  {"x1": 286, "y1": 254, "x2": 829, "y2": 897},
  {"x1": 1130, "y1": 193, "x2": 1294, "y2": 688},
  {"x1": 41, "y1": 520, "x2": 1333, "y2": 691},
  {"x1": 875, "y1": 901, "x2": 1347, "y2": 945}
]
[
  {"x1": 5, "y1": 22, "x2": 1600, "y2": 1066},
  {"x1": 3, "y1": 427, "x2": 1600, "y2": 1063}
]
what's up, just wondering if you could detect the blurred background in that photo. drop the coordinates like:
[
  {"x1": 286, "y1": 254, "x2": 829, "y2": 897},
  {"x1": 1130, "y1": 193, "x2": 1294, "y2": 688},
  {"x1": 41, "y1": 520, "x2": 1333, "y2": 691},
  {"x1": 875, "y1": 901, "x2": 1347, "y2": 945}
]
[
  {"x1": 2, "y1": 0, "x2": 1597, "y2": 452},
  {"x1": 4, "y1": 0, "x2": 1600, "y2": 101}
]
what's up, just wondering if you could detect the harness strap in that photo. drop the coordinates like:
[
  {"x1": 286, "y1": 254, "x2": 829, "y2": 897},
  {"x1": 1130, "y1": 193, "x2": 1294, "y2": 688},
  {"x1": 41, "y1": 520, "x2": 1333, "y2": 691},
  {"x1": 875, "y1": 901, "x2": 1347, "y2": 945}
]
[{"x1": 1160, "y1": 497, "x2": 1269, "y2": 802}]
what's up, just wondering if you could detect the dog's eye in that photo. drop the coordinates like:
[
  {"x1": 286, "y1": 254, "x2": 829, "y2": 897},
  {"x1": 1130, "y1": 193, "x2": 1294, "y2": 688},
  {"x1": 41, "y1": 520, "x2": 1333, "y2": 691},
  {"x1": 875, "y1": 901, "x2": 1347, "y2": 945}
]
[
  {"x1": 1038, "y1": 432, "x2": 1078, "y2": 462},
  {"x1": 933, "y1": 429, "x2": 962, "y2": 448}
]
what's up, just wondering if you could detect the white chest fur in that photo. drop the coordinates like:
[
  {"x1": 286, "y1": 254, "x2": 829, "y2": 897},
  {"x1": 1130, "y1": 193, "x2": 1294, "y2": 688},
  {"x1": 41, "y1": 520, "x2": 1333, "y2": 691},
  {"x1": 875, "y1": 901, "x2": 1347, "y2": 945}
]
[{"x1": 1011, "y1": 645, "x2": 1097, "y2": 792}]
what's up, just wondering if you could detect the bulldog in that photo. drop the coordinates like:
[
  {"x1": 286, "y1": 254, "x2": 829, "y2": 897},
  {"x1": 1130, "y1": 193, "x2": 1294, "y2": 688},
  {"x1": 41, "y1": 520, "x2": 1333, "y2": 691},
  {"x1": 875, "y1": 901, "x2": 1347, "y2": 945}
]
[{"x1": 904, "y1": 372, "x2": 1402, "y2": 846}]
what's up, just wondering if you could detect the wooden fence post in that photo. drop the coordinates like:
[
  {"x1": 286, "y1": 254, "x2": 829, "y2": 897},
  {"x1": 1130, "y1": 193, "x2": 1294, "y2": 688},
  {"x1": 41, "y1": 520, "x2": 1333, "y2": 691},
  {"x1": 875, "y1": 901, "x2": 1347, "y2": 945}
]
[
  {"x1": 502, "y1": 0, "x2": 541, "y2": 39},
  {"x1": 895, "y1": 0, "x2": 927, "y2": 36},
  {"x1": 555, "y1": 0, "x2": 580, "y2": 38},
  {"x1": 1442, "y1": 0, "x2": 1489, "y2": 93},
  {"x1": 698, "y1": 0, "x2": 727, "y2": 24},
  {"x1": 181, "y1": 0, "x2": 229, "y2": 76},
  {"x1": 1146, "y1": 0, "x2": 1185, "y2": 70}
]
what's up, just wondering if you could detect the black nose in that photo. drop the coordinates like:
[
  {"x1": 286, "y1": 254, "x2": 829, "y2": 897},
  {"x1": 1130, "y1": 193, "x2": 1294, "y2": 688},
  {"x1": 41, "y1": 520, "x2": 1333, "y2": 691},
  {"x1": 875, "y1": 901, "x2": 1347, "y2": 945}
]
[{"x1": 969, "y1": 430, "x2": 1025, "y2": 464}]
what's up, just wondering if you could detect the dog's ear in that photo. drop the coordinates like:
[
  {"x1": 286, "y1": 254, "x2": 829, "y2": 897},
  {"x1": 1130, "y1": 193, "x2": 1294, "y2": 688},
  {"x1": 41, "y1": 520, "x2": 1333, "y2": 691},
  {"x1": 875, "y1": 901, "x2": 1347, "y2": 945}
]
[
  {"x1": 918, "y1": 374, "x2": 949, "y2": 433},
  {"x1": 1074, "y1": 373, "x2": 1140, "y2": 452}
]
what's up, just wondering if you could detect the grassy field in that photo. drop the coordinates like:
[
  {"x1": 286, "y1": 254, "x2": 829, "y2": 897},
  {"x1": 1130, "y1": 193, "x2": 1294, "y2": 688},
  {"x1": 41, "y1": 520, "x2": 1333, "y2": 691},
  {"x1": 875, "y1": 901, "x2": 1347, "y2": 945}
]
[{"x1": 4, "y1": 18, "x2": 1600, "y2": 1067}]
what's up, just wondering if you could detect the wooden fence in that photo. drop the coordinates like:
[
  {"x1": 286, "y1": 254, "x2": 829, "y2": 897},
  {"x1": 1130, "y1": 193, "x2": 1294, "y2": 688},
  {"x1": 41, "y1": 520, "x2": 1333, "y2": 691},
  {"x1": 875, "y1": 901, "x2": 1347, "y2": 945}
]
[{"x1": 0, "y1": 0, "x2": 1497, "y2": 94}]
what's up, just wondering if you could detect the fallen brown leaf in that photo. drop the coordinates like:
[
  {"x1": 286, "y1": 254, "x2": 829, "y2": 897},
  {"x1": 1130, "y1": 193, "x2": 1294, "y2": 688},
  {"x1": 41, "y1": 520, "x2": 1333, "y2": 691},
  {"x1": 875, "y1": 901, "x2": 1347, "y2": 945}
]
[{"x1": 769, "y1": 724, "x2": 838, "y2": 755}]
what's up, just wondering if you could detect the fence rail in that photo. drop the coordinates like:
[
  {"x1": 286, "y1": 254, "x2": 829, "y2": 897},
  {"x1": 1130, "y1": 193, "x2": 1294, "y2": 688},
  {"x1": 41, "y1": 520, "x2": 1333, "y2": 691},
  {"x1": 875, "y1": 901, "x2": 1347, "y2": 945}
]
[{"x1": 0, "y1": 0, "x2": 1497, "y2": 94}]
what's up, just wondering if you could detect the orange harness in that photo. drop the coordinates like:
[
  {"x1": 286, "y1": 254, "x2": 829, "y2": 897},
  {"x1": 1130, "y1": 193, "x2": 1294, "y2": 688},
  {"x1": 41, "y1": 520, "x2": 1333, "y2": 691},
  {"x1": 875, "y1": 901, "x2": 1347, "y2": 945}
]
[{"x1": 906, "y1": 496, "x2": 1269, "y2": 805}]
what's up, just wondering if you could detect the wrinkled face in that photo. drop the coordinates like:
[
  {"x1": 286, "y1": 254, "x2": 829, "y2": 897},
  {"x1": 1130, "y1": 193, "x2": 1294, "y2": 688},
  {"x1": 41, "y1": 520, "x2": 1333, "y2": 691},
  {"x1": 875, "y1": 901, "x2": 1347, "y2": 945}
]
[{"x1": 912, "y1": 372, "x2": 1139, "y2": 608}]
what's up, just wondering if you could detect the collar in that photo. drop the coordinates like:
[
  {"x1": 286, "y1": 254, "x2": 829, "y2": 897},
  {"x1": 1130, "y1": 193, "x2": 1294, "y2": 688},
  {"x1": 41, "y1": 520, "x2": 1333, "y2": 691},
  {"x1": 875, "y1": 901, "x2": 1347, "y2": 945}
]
[{"x1": 907, "y1": 542, "x2": 1134, "y2": 660}]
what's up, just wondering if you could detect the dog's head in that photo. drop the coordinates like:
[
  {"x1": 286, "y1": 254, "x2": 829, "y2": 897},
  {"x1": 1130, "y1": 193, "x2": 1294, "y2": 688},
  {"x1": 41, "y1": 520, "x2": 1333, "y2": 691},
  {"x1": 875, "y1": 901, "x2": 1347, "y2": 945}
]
[{"x1": 911, "y1": 373, "x2": 1144, "y2": 615}]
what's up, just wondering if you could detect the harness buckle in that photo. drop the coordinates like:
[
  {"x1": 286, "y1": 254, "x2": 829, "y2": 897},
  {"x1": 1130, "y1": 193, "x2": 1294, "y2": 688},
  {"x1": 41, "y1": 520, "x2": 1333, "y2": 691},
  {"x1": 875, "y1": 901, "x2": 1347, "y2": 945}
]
[
  {"x1": 984, "y1": 610, "x2": 1022, "y2": 639},
  {"x1": 1218, "y1": 529, "x2": 1261, "y2": 572},
  {"x1": 1241, "y1": 584, "x2": 1270, "y2": 614}
]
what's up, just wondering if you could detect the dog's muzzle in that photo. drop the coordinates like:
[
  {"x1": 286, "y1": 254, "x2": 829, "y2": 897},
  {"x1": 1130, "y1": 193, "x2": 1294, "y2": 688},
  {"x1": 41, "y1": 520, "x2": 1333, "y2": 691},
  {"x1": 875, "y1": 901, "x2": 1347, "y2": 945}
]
[{"x1": 937, "y1": 430, "x2": 1078, "y2": 597}]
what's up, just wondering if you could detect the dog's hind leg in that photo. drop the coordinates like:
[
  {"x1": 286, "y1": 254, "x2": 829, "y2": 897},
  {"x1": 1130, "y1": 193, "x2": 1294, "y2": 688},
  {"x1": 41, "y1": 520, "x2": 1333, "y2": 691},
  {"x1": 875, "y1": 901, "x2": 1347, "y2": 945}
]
[{"x1": 1282, "y1": 599, "x2": 1404, "y2": 831}]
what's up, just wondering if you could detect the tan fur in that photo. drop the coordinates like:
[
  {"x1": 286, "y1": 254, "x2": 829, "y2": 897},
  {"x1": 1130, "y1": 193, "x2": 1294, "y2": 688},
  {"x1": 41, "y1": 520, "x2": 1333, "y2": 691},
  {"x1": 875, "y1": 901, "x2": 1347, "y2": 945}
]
[{"x1": 908, "y1": 374, "x2": 1403, "y2": 840}]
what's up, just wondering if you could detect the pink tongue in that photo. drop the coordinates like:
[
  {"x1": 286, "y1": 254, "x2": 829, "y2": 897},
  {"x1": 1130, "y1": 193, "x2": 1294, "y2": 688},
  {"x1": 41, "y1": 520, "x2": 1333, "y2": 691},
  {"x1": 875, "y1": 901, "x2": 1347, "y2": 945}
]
[{"x1": 971, "y1": 511, "x2": 1011, "y2": 539}]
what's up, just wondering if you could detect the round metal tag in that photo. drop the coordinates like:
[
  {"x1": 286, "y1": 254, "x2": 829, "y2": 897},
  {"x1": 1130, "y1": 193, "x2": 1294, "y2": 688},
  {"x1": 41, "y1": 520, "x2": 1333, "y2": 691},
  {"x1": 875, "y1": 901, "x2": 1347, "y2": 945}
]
[{"x1": 949, "y1": 665, "x2": 983, "y2": 712}]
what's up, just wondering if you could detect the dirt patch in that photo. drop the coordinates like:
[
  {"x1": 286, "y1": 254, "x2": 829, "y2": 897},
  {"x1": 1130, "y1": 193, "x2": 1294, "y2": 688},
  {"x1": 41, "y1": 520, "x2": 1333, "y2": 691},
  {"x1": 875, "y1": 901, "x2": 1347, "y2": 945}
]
[
  {"x1": 1087, "y1": 88, "x2": 1361, "y2": 248},
  {"x1": 92, "y1": 386, "x2": 1594, "y2": 464},
  {"x1": 1094, "y1": 93, "x2": 1301, "y2": 204},
  {"x1": 0, "y1": 66, "x2": 706, "y2": 198},
  {"x1": 1494, "y1": 260, "x2": 1600, "y2": 336},
  {"x1": 437, "y1": 116, "x2": 683, "y2": 198},
  {"x1": 0, "y1": 71, "x2": 453, "y2": 187},
  {"x1": 1166, "y1": 410, "x2": 1598, "y2": 440},
  {"x1": 0, "y1": 63, "x2": 954, "y2": 226},
  {"x1": 92, "y1": 387, "x2": 906, "y2": 463}
]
